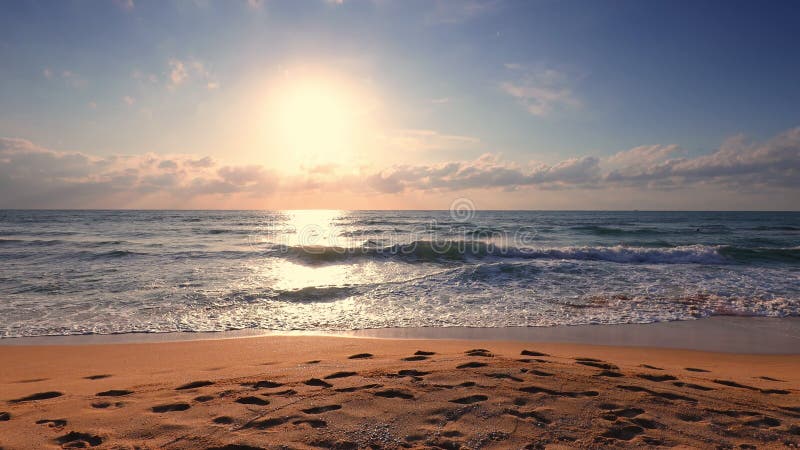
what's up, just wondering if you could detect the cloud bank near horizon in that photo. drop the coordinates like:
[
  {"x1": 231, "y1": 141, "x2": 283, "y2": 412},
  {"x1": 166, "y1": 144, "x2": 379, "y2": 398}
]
[{"x1": 1, "y1": 126, "x2": 799, "y2": 209}]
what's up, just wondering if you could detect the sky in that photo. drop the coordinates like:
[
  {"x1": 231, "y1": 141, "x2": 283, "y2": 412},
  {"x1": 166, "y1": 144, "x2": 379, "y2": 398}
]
[{"x1": 1, "y1": 0, "x2": 799, "y2": 210}]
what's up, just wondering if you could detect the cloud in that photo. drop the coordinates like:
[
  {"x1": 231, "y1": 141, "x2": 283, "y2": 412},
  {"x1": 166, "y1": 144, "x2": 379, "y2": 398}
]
[
  {"x1": 1, "y1": 126, "x2": 799, "y2": 208},
  {"x1": 43, "y1": 69, "x2": 87, "y2": 88},
  {"x1": 114, "y1": 0, "x2": 135, "y2": 11},
  {"x1": 426, "y1": 0, "x2": 500, "y2": 24},
  {"x1": 604, "y1": 128, "x2": 800, "y2": 190},
  {"x1": 168, "y1": 59, "x2": 188, "y2": 87},
  {"x1": 366, "y1": 153, "x2": 601, "y2": 194},
  {"x1": 501, "y1": 65, "x2": 581, "y2": 117},
  {"x1": 379, "y1": 129, "x2": 480, "y2": 153},
  {"x1": 122, "y1": 96, "x2": 136, "y2": 105},
  {"x1": 167, "y1": 58, "x2": 219, "y2": 90}
]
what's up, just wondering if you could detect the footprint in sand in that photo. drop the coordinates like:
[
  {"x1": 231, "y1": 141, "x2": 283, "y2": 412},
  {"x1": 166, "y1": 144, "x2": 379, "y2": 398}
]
[
  {"x1": 96, "y1": 389, "x2": 132, "y2": 397},
  {"x1": 601, "y1": 424, "x2": 644, "y2": 441},
  {"x1": 235, "y1": 396, "x2": 269, "y2": 406},
  {"x1": 402, "y1": 355, "x2": 429, "y2": 361},
  {"x1": 457, "y1": 361, "x2": 487, "y2": 369},
  {"x1": 10, "y1": 391, "x2": 63, "y2": 403},
  {"x1": 685, "y1": 367, "x2": 710, "y2": 372},
  {"x1": 36, "y1": 419, "x2": 67, "y2": 428},
  {"x1": 212, "y1": 416, "x2": 234, "y2": 424},
  {"x1": 397, "y1": 369, "x2": 429, "y2": 377},
  {"x1": 675, "y1": 412, "x2": 703, "y2": 422},
  {"x1": 600, "y1": 407, "x2": 644, "y2": 420},
  {"x1": 576, "y1": 360, "x2": 619, "y2": 370},
  {"x1": 304, "y1": 378, "x2": 333, "y2": 388},
  {"x1": 16, "y1": 378, "x2": 48, "y2": 383},
  {"x1": 194, "y1": 395, "x2": 215, "y2": 402},
  {"x1": 465, "y1": 349, "x2": 494, "y2": 357},
  {"x1": 450, "y1": 394, "x2": 488, "y2": 404},
  {"x1": 152, "y1": 403, "x2": 191, "y2": 413},
  {"x1": 374, "y1": 389, "x2": 414, "y2": 399},
  {"x1": 206, "y1": 445, "x2": 266, "y2": 450},
  {"x1": 520, "y1": 385, "x2": 598, "y2": 398},
  {"x1": 55, "y1": 431, "x2": 103, "y2": 448},
  {"x1": 672, "y1": 381, "x2": 714, "y2": 391},
  {"x1": 640, "y1": 364, "x2": 663, "y2": 370},
  {"x1": 521, "y1": 350, "x2": 549, "y2": 357},
  {"x1": 83, "y1": 374, "x2": 111, "y2": 380},
  {"x1": 176, "y1": 381, "x2": 214, "y2": 390},
  {"x1": 293, "y1": 418, "x2": 327, "y2": 428},
  {"x1": 596, "y1": 370, "x2": 624, "y2": 378},
  {"x1": 757, "y1": 376, "x2": 786, "y2": 382},
  {"x1": 324, "y1": 371, "x2": 357, "y2": 380},
  {"x1": 246, "y1": 380, "x2": 283, "y2": 389},
  {"x1": 262, "y1": 389, "x2": 298, "y2": 396},
  {"x1": 415, "y1": 350, "x2": 436, "y2": 356},
  {"x1": 0, "y1": 411, "x2": 10, "y2": 421},
  {"x1": 744, "y1": 416, "x2": 782, "y2": 428},
  {"x1": 504, "y1": 408, "x2": 551, "y2": 424},
  {"x1": 301, "y1": 404, "x2": 342, "y2": 414},
  {"x1": 486, "y1": 373, "x2": 523, "y2": 382},
  {"x1": 335, "y1": 384, "x2": 382, "y2": 393},
  {"x1": 244, "y1": 416, "x2": 297, "y2": 429},
  {"x1": 637, "y1": 373, "x2": 677, "y2": 382},
  {"x1": 348, "y1": 353, "x2": 373, "y2": 359}
]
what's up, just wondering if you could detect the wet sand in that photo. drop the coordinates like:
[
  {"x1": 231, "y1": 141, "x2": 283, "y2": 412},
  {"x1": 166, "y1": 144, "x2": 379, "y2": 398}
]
[{"x1": 1, "y1": 333, "x2": 799, "y2": 449}]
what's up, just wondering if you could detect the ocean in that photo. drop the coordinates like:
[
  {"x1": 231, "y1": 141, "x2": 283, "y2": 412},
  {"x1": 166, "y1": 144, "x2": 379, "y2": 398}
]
[{"x1": 0, "y1": 209, "x2": 798, "y2": 338}]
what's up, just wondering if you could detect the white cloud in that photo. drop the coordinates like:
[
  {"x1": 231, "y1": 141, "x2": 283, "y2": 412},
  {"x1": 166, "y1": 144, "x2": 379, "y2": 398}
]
[
  {"x1": 1, "y1": 126, "x2": 799, "y2": 208},
  {"x1": 501, "y1": 65, "x2": 581, "y2": 117}
]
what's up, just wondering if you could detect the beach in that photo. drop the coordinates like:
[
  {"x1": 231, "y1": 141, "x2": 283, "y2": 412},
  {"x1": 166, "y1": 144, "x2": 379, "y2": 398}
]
[{"x1": 2, "y1": 320, "x2": 799, "y2": 449}]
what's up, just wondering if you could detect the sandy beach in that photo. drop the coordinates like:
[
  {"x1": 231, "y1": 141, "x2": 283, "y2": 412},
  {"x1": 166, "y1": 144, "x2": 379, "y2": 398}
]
[{"x1": 1, "y1": 331, "x2": 799, "y2": 449}]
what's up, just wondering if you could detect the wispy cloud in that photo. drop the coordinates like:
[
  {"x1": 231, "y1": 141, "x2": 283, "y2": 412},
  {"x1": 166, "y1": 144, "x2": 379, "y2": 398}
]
[
  {"x1": 114, "y1": 0, "x2": 135, "y2": 11},
  {"x1": 168, "y1": 59, "x2": 188, "y2": 87},
  {"x1": 167, "y1": 58, "x2": 219, "y2": 90},
  {"x1": 426, "y1": 0, "x2": 501, "y2": 24},
  {"x1": 379, "y1": 129, "x2": 479, "y2": 153},
  {"x1": 501, "y1": 64, "x2": 581, "y2": 117}
]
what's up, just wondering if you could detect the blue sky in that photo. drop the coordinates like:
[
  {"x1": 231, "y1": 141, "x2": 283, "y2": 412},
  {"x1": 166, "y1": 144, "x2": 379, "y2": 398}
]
[{"x1": 1, "y1": 0, "x2": 799, "y2": 209}]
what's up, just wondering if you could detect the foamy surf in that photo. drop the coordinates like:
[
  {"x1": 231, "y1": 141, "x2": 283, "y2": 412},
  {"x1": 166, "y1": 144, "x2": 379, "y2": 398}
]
[{"x1": 0, "y1": 210, "x2": 798, "y2": 337}]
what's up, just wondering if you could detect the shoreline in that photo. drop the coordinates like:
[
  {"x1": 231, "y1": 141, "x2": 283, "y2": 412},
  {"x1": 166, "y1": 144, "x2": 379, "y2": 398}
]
[{"x1": 2, "y1": 316, "x2": 799, "y2": 354}]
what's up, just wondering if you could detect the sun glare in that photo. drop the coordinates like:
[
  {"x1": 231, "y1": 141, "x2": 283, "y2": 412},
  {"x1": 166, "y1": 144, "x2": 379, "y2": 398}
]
[{"x1": 263, "y1": 72, "x2": 373, "y2": 170}]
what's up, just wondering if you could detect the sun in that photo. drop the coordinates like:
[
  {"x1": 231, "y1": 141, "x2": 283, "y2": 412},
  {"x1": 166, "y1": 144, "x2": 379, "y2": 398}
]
[{"x1": 262, "y1": 71, "x2": 372, "y2": 170}]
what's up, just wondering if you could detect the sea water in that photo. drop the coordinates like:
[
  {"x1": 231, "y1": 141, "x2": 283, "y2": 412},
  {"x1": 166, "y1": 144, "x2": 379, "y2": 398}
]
[{"x1": 0, "y1": 210, "x2": 797, "y2": 337}]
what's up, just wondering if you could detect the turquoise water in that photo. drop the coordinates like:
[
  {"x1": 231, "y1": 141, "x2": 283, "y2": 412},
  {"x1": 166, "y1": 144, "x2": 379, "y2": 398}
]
[{"x1": 0, "y1": 210, "x2": 798, "y2": 337}]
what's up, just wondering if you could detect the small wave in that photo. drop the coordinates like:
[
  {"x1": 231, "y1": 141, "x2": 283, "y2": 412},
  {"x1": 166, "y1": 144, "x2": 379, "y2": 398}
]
[
  {"x1": 277, "y1": 241, "x2": 733, "y2": 265},
  {"x1": 570, "y1": 225, "x2": 668, "y2": 236},
  {"x1": 273, "y1": 286, "x2": 358, "y2": 303},
  {"x1": 92, "y1": 250, "x2": 143, "y2": 259},
  {"x1": 0, "y1": 238, "x2": 65, "y2": 246},
  {"x1": 749, "y1": 225, "x2": 800, "y2": 231},
  {"x1": 718, "y1": 246, "x2": 800, "y2": 263}
]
